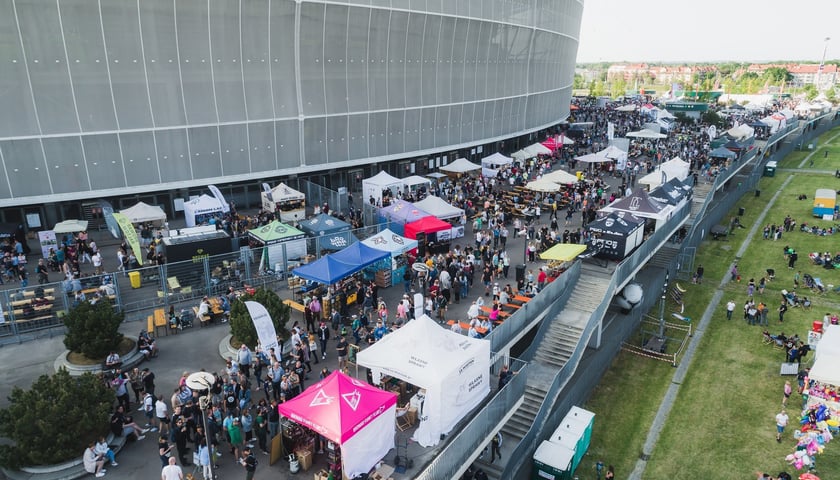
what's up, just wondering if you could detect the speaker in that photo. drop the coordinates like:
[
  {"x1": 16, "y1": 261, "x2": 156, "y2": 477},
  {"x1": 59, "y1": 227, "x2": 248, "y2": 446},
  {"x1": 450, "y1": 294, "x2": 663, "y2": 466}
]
[{"x1": 416, "y1": 231, "x2": 427, "y2": 257}]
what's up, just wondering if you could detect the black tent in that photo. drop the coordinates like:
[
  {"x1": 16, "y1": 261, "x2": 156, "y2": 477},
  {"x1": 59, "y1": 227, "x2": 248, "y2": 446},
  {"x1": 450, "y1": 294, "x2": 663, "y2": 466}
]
[
  {"x1": 723, "y1": 139, "x2": 744, "y2": 152},
  {"x1": 649, "y1": 182, "x2": 685, "y2": 206},
  {"x1": 587, "y1": 212, "x2": 644, "y2": 260}
]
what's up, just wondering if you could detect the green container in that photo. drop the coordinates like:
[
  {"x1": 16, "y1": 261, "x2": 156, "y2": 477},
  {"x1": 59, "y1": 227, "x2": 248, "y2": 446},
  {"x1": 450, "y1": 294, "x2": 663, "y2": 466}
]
[
  {"x1": 532, "y1": 441, "x2": 574, "y2": 480},
  {"x1": 764, "y1": 161, "x2": 777, "y2": 177}
]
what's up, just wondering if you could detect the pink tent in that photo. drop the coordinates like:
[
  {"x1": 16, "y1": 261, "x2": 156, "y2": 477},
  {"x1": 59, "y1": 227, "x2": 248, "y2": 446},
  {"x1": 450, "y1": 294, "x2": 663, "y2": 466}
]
[
  {"x1": 542, "y1": 137, "x2": 560, "y2": 151},
  {"x1": 278, "y1": 371, "x2": 397, "y2": 477},
  {"x1": 403, "y1": 215, "x2": 451, "y2": 240}
]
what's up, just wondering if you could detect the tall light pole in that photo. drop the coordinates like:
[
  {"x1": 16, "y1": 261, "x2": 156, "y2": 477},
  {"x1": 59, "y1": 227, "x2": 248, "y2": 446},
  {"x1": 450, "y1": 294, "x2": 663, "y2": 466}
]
[{"x1": 816, "y1": 37, "x2": 831, "y2": 92}]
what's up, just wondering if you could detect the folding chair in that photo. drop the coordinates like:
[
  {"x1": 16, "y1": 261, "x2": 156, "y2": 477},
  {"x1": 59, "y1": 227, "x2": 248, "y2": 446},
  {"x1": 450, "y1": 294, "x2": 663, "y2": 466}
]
[
  {"x1": 396, "y1": 408, "x2": 412, "y2": 432},
  {"x1": 167, "y1": 276, "x2": 182, "y2": 292}
]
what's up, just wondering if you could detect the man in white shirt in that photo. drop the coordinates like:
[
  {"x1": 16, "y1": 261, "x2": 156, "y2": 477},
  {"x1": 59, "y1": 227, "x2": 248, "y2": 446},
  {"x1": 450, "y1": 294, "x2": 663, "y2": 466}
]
[
  {"x1": 467, "y1": 301, "x2": 480, "y2": 320},
  {"x1": 725, "y1": 300, "x2": 736, "y2": 320},
  {"x1": 450, "y1": 321, "x2": 463, "y2": 334},
  {"x1": 161, "y1": 456, "x2": 183, "y2": 480},
  {"x1": 92, "y1": 251, "x2": 103, "y2": 275}
]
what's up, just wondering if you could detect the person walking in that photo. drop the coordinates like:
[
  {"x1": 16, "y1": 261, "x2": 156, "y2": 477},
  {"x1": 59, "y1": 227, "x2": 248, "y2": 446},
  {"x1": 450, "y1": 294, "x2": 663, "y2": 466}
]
[
  {"x1": 775, "y1": 409, "x2": 789, "y2": 443},
  {"x1": 725, "y1": 300, "x2": 735, "y2": 320},
  {"x1": 240, "y1": 447, "x2": 257, "y2": 480},
  {"x1": 489, "y1": 432, "x2": 502, "y2": 463},
  {"x1": 161, "y1": 457, "x2": 183, "y2": 480}
]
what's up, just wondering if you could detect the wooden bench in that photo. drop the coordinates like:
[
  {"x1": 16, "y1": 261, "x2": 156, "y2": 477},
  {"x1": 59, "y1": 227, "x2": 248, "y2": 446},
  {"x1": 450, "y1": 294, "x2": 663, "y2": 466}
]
[
  {"x1": 11, "y1": 297, "x2": 55, "y2": 308},
  {"x1": 446, "y1": 320, "x2": 488, "y2": 336},
  {"x1": 22, "y1": 288, "x2": 55, "y2": 298},
  {"x1": 192, "y1": 306, "x2": 212, "y2": 327},
  {"x1": 152, "y1": 308, "x2": 168, "y2": 336},
  {"x1": 283, "y1": 299, "x2": 306, "y2": 313}
]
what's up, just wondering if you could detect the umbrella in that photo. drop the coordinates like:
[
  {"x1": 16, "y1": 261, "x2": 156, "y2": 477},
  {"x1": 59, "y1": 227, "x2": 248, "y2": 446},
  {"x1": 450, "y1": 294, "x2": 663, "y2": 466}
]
[
  {"x1": 53, "y1": 220, "x2": 89, "y2": 234},
  {"x1": 412, "y1": 263, "x2": 429, "y2": 273},
  {"x1": 622, "y1": 283, "x2": 643, "y2": 304},
  {"x1": 525, "y1": 180, "x2": 563, "y2": 193},
  {"x1": 597, "y1": 145, "x2": 627, "y2": 160},
  {"x1": 575, "y1": 153, "x2": 612, "y2": 164},
  {"x1": 539, "y1": 243, "x2": 586, "y2": 262},
  {"x1": 542, "y1": 170, "x2": 579, "y2": 185},
  {"x1": 615, "y1": 104, "x2": 637, "y2": 112}
]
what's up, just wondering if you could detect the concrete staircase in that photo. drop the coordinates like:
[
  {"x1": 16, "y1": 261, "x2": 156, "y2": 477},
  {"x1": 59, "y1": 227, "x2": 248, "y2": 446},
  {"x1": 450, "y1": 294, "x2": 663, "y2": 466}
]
[
  {"x1": 685, "y1": 182, "x2": 714, "y2": 227},
  {"x1": 482, "y1": 271, "x2": 610, "y2": 479}
]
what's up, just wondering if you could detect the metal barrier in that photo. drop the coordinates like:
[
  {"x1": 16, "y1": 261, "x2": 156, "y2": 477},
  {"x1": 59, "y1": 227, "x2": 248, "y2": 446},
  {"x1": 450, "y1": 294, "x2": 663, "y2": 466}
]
[{"x1": 416, "y1": 356, "x2": 529, "y2": 480}]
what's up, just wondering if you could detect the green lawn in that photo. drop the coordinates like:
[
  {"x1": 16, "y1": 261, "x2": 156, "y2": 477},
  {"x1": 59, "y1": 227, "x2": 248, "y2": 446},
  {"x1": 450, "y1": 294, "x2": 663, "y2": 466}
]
[{"x1": 580, "y1": 127, "x2": 840, "y2": 479}]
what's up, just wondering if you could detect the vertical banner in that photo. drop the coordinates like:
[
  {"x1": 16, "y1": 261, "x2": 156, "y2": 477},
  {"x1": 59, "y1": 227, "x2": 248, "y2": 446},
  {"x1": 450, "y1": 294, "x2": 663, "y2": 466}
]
[
  {"x1": 38, "y1": 230, "x2": 57, "y2": 259},
  {"x1": 245, "y1": 301, "x2": 279, "y2": 355},
  {"x1": 99, "y1": 200, "x2": 122, "y2": 239},
  {"x1": 607, "y1": 122, "x2": 615, "y2": 141},
  {"x1": 112, "y1": 212, "x2": 143, "y2": 266},
  {"x1": 207, "y1": 184, "x2": 231, "y2": 213}
]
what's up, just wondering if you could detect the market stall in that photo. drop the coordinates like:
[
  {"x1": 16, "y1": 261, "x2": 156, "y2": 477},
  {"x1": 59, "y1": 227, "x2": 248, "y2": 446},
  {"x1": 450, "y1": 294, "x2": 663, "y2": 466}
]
[
  {"x1": 277, "y1": 371, "x2": 397, "y2": 478},
  {"x1": 586, "y1": 212, "x2": 645, "y2": 260},
  {"x1": 246, "y1": 221, "x2": 307, "y2": 273},
  {"x1": 412, "y1": 195, "x2": 464, "y2": 221},
  {"x1": 119, "y1": 201, "x2": 167, "y2": 226},
  {"x1": 400, "y1": 175, "x2": 433, "y2": 199},
  {"x1": 299, "y1": 213, "x2": 356, "y2": 252},
  {"x1": 404, "y1": 216, "x2": 457, "y2": 253},
  {"x1": 379, "y1": 199, "x2": 430, "y2": 236},
  {"x1": 648, "y1": 180, "x2": 688, "y2": 209},
  {"x1": 363, "y1": 171, "x2": 404, "y2": 207},
  {"x1": 600, "y1": 187, "x2": 673, "y2": 232},
  {"x1": 261, "y1": 183, "x2": 306, "y2": 224},
  {"x1": 808, "y1": 324, "x2": 840, "y2": 405},
  {"x1": 542, "y1": 169, "x2": 580, "y2": 185},
  {"x1": 439, "y1": 158, "x2": 482, "y2": 175},
  {"x1": 813, "y1": 189, "x2": 836, "y2": 218},
  {"x1": 362, "y1": 228, "x2": 418, "y2": 287},
  {"x1": 481, "y1": 152, "x2": 513, "y2": 168},
  {"x1": 356, "y1": 315, "x2": 491, "y2": 447},
  {"x1": 183, "y1": 194, "x2": 226, "y2": 227},
  {"x1": 638, "y1": 157, "x2": 691, "y2": 189}
]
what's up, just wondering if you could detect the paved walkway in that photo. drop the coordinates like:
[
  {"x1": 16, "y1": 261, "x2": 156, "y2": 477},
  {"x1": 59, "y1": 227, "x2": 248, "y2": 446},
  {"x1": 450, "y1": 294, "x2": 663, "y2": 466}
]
[{"x1": 628, "y1": 174, "x2": 794, "y2": 479}]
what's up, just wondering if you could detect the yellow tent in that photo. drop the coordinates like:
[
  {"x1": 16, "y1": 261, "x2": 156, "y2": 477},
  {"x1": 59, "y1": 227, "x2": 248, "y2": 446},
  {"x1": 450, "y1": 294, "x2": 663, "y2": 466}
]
[{"x1": 539, "y1": 243, "x2": 586, "y2": 262}]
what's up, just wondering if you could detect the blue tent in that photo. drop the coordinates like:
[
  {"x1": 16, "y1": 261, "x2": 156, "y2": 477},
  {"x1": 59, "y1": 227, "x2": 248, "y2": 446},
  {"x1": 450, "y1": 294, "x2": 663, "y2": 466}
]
[
  {"x1": 292, "y1": 256, "x2": 360, "y2": 284},
  {"x1": 379, "y1": 199, "x2": 430, "y2": 224},
  {"x1": 299, "y1": 213, "x2": 357, "y2": 251},
  {"x1": 330, "y1": 241, "x2": 390, "y2": 266}
]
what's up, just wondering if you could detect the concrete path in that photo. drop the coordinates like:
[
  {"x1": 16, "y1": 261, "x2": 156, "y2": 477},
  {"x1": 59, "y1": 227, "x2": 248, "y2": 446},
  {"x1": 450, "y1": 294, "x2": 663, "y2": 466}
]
[
  {"x1": 795, "y1": 130, "x2": 840, "y2": 169},
  {"x1": 628, "y1": 175, "x2": 794, "y2": 479}
]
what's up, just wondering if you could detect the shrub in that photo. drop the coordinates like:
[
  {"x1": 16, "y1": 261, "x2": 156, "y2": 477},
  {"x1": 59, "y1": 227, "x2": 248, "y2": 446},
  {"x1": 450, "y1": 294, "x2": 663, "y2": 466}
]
[
  {"x1": 63, "y1": 299, "x2": 124, "y2": 359},
  {"x1": 229, "y1": 287, "x2": 290, "y2": 348},
  {"x1": 0, "y1": 369, "x2": 113, "y2": 468}
]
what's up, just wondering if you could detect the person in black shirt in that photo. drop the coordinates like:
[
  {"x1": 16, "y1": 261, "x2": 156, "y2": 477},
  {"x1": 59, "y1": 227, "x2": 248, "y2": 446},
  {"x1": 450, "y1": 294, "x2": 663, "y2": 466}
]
[
  {"x1": 336, "y1": 337, "x2": 348, "y2": 371},
  {"x1": 241, "y1": 447, "x2": 257, "y2": 480}
]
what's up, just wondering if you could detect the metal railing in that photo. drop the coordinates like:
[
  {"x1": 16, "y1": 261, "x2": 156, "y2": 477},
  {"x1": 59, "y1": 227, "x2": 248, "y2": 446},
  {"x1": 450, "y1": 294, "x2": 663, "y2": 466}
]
[
  {"x1": 500, "y1": 206, "x2": 689, "y2": 479},
  {"x1": 416, "y1": 356, "x2": 529, "y2": 480},
  {"x1": 488, "y1": 261, "x2": 581, "y2": 354}
]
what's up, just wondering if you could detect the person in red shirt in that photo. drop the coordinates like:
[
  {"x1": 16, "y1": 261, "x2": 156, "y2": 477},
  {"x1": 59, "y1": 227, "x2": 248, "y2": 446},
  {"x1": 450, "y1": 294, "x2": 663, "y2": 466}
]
[{"x1": 537, "y1": 268, "x2": 547, "y2": 290}]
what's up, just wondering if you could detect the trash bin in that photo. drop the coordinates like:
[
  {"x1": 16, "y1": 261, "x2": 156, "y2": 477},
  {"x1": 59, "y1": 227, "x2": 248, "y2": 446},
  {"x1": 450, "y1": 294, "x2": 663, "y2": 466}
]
[
  {"x1": 128, "y1": 271, "x2": 141, "y2": 289},
  {"x1": 516, "y1": 264, "x2": 527, "y2": 284},
  {"x1": 738, "y1": 207, "x2": 745, "y2": 216},
  {"x1": 755, "y1": 189, "x2": 761, "y2": 197}
]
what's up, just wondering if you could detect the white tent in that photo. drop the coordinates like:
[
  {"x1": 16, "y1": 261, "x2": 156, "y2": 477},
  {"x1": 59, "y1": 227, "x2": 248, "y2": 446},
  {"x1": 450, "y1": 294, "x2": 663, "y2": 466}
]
[
  {"x1": 362, "y1": 171, "x2": 404, "y2": 206},
  {"x1": 615, "y1": 104, "x2": 638, "y2": 112},
  {"x1": 401, "y1": 175, "x2": 433, "y2": 191},
  {"x1": 557, "y1": 134, "x2": 576, "y2": 145},
  {"x1": 638, "y1": 157, "x2": 690, "y2": 189},
  {"x1": 575, "y1": 152, "x2": 612, "y2": 164},
  {"x1": 809, "y1": 325, "x2": 840, "y2": 386},
  {"x1": 481, "y1": 152, "x2": 513, "y2": 167},
  {"x1": 261, "y1": 183, "x2": 306, "y2": 223},
  {"x1": 725, "y1": 124, "x2": 755, "y2": 140},
  {"x1": 526, "y1": 179, "x2": 563, "y2": 192},
  {"x1": 626, "y1": 129, "x2": 667, "y2": 139},
  {"x1": 118, "y1": 202, "x2": 167, "y2": 225},
  {"x1": 53, "y1": 219, "x2": 89, "y2": 234},
  {"x1": 183, "y1": 194, "x2": 225, "y2": 227},
  {"x1": 511, "y1": 149, "x2": 532, "y2": 161},
  {"x1": 542, "y1": 170, "x2": 579, "y2": 185},
  {"x1": 657, "y1": 109, "x2": 676, "y2": 119},
  {"x1": 356, "y1": 315, "x2": 491, "y2": 447},
  {"x1": 525, "y1": 143, "x2": 553, "y2": 157},
  {"x1": 413, "y1": 195, "x2": 464, "y2": 220},
  {"x1": 361, "y1": 228, "x2": 418, "y2": 256},
  {"x1": 440, "y1": 158, "x2": 482, "y2": 174}
]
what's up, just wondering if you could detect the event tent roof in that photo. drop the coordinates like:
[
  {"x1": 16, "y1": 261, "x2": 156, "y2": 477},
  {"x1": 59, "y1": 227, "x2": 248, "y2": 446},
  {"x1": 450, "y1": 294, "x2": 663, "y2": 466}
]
[
  {"x1": 709, "y1": 146, "x2": 737, "y2": 159},
  {"x1": 247, "y1": 220, "x2": 306, "y2": 245},
  {"x1": 542, "y1": 170, "x2": 579, "y2": 185},
  {"x1": 440, "y1": 158, "x2": 482, "y2": 173},
  {"x1": 292, "y1": 255, "x2": 360, "y2": 284},
  {"x1": 53, "y1": 219, "x2": 89, "y2": 234},
  {"x1": 557, "y1": 134, "x2": 576, "y2": 145},
  {"x1": 525, "y1": 143, "x2": 553, "y2": 157},
  {"x1": 329, "y1": 241, "x2": 390, "y2": 267},
  {"x1": 361, "y1": 228, "x2": 418, "y2": 254},
  {"x1": 365, "y1": 170, "x2": 403, "y2": 188},
  {"x1": 603, "y1": 187, "x2": 665, "y2": 217},
  {"x1": 587, "y1": 212, "x2": 644, "y2": 236},
  {"x1": 526, "y1": 179, "x2": 563, "y2": 192},
  {"x1": 404, "y1": 216, "x2": 452, "y2": 240},
  {"x1": 539, "y1": 243, "x2": 587, "y2": 262},
  {"x1": 412, "y1": 196, "x2": 464, "y2": 220},
  {"x1": 648, "y1": 181, "x2": 686, "y2": 206},
  {"x1": 299, "y1": 214, "x2": 356, "y2": 251},
  {"x1": 626, "y1": 128, "x2": 667, "y2": 139},
  {"x1": 638, "y1": 157, "x2": 690, "y2": 188},
  {"x1": 575, "y1": 152, "x2": 612, "y2": 164},
  {"x1": 809, "y1": 325, "x2": 840, "y2": 386},
  {"x1": 379, "y1": 199, "x2": 430, "y2": 224},
  {"x1": 356, "y1": 315, "x2": 490, "y2": 447},
  {"x1": 119, "y1": 201, "x2": 167, "y2": 224},
  {"x1": 597, "y1": 145, "x2": 628, "y2": 160},
  {"x1": 265, "y1": 182, "x2": 305, "y2": 202},
  {"x1": 277, "y1": 371, "x2": 397, "y2": 478},
  {"x1": 481, "y1": 152, "x2": 513, "y2": 167},
  {"x1": 401, "y1": 175, "x2": 432, "y2": 189},
  {"x1": 615, "y1": 104, "x2": 638, "y2": 112}
]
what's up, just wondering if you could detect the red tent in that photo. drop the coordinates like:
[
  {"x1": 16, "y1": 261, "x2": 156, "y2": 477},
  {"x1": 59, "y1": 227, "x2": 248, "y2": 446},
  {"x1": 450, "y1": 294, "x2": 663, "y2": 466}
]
[
  {"x1": 404, "y1": 216, "x2": 452, "y2": 240},
  {"x1": 277, "y1": 371, "x2": 397, "y2": 477},
  {"x1": 542, "y1": 137, "x2": 560, "y2": 151}
]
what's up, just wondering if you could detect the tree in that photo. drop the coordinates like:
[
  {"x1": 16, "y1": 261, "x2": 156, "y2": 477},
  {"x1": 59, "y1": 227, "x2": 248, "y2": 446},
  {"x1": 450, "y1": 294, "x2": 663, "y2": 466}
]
[
  {"x1": 0, "y1": 369, "x2": 113, "y2": 468},
  {"x1": 762, "y1": 67, "x2": 792, "y2": 84},
  {"x1": 229, "y1": 288, "x2": 290, "y2": 348},
  {"x1": 588, "y1": 79, "x2": 606, "y2": 98},
  {"x1": 803, "y1": 84, "x2": 818, "y2": 101},
  {"x1": 701, "y1": 111, "x2": 726, "y2": 129},
  {"x1": 63, "y1": 300, "x2": 124, "y2": 359}
]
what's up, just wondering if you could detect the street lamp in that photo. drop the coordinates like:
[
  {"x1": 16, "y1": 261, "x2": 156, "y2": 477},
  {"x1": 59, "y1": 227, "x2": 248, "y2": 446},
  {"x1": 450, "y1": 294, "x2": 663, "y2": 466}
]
[
  {"x1": 817, "y1": 37, "x2": 831, "y2": 92},
  {"x1": 186, "y1": 372, "x2": 216, "y2": 474}
]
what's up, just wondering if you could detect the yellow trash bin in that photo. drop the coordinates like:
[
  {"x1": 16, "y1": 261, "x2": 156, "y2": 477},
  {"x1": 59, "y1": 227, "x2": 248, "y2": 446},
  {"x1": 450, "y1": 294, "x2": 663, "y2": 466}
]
[
  {"x1": 129, "y1": 271, "x2": 141, "y2": 289},
  {"x1": 576, "y1": 171, "x2": 583, "y2": 181}
]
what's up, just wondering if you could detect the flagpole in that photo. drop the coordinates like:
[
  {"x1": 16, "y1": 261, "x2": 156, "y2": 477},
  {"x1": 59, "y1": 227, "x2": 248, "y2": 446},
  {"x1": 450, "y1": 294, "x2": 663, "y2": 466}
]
[{"x1": 817, "y1": 37, "x2": 831, "y2": 92}]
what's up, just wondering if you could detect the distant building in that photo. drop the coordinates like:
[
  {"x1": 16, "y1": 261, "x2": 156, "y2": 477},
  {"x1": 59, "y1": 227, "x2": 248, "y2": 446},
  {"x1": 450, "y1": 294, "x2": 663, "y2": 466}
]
[{"x1": 789, "y1": 64, "x2": 838, "y2": 89}]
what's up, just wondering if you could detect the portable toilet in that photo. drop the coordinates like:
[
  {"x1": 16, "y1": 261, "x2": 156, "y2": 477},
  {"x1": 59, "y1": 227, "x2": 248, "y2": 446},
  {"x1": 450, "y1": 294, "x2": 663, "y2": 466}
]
[
  {"x1": 565, "y1": 407, "x2": 595, "y2": 450},
  {"x1": 813, "y1": 189, "x2": 836, "y2": 218},
  {"x1": 532, "y1": 440, "x2": 575, "y2": 480},
  {"x1": 546, "y1": 427, "x2": 583, "y2": 473},
  {"x1": 764, "y1": 161, "x2": 777, "y2": 177},
  {"x1": 557, "y1": 417, "x2": 591, "y2": 470}
]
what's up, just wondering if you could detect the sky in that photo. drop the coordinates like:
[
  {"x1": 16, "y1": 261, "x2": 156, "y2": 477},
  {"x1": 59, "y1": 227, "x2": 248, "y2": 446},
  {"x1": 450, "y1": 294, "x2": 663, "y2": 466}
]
[{"x1": 576, "y1": 0, "x2": 840, "y2": 64}]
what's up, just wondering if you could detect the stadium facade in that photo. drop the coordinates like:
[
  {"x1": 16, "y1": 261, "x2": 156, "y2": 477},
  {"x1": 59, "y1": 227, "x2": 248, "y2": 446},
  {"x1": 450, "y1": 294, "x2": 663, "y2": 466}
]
[{"x1": 0, "y1": 0, "x2": 583, "y2": 226}]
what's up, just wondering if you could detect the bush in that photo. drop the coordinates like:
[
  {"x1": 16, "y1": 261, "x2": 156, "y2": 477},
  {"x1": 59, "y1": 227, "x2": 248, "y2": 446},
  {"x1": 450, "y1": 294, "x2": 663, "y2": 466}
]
[
  {"x1": 0, "y1": 369, "x2": 113, "y2": 468},
  {"x1": 63, "y1": 300, "x2": 124, "y2": 359},
  {"x1": 229, "y1": 288, "x2": 290, "y2": 348}
]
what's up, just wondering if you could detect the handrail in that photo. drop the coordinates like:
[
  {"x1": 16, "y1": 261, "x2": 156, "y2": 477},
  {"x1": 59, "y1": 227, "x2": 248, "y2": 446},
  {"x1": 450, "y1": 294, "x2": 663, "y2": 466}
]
[{"x1": 501, "y1": 207, "x2": 689, "y2": 479}]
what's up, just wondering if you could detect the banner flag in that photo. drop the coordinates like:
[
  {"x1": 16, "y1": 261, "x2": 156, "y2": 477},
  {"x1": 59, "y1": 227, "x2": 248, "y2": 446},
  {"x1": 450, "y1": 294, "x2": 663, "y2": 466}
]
[
  {"x1": 99, "y1": 200, "x2": 122, "y2": 239},
  {"x1": 112, "y1": 212, "x2": 143, "y2": 266},
  {"x1": 245, "y1": 301, "x2": 279, "y2": 359},
  {"x1": 207, "y1": 184, "x2": 231, "y2": 213}
]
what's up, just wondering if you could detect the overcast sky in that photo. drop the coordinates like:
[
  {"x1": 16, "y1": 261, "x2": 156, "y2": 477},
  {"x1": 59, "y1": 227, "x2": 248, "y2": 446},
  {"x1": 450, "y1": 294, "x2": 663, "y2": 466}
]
[{"x1": 576, "y1": 0, "x2": 839, "y2": 63}]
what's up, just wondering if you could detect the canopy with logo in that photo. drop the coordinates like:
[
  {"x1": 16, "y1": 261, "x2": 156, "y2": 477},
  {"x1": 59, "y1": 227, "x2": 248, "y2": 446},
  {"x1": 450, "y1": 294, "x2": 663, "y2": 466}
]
[
  {"x1": 404, "y1": 216, "x2": 453, "y2": 246},
  {"x1": 247, "y1": 220, "x2": 307, "y2": 267},
  {"x1": 278, "y1": 371, "x2": 397, "y2": 478},
  {"x1": 183, "y1": 194, "x2": 225, "y2": 227},
  {"x1": 587, "y1": 212, "x2": 644, "y2": 260},
  {"x1": 379, "y1": 199, "x2": 430, "y2": 225},
  {"x1": 600, "y1": 187, "x2": 672, "y2": 230},
  {"x1": 261, "y1": 183, "x2": 306, "y2": 223},
  {"x1": 356, "y1": 315, "x2": 491, "y2": 447},
  {"x1": 119, "y1": 201, "x2": 167, "y2": 225},
  {"x1": 362, "y1": 171, "x2": 404, "y2": 206},
  {"x1": 362, "y1": 228, "x2": 418, "y2": 256},
  {"x1": 299, "y1": 214, "x2": 356, "y2": 251},
  {"x1": 292, "y1": 255, "x2": 359, "y2": 284}
]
